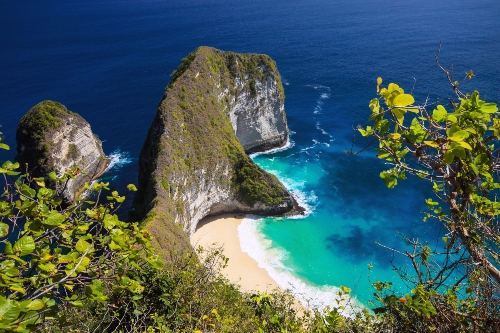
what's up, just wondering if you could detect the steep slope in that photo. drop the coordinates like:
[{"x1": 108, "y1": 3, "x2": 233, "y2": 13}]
[
  {"x1": 132, "y1": 47, "x2": 296, "y2": 255},
  {"x1": 16, "y1": 100, "x2": 108, "y2": 204}
]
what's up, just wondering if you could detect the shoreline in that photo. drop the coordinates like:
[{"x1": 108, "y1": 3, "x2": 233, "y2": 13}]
[
  {"x1": 191, "y1": 214, "x2": 280, "y2": 293},
  {"x1": 191, "y1": 213, "x2": 365, "y2": 316}
]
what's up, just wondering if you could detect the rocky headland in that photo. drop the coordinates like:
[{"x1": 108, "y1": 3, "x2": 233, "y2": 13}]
[
  {"x1": 131, "y1": 46, "x2": 299, "y2": 256},
  {"x1": 16, "y1": 100, "x2": 108, "y2": 204}
]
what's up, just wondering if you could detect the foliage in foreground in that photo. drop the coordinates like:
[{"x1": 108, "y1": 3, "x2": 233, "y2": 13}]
[
  {"x1": 41, "y1": 245, "x2": 386, "y2": 333},
  {"x1": 358, "y1": 61, "x2": 500, "y2": 332},
  {"x1": 0, "y1": 137, "x2": 160, "y2": 332}
]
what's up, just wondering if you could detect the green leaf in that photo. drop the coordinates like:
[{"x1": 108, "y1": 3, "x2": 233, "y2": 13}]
[
  {"x1": 4, "y1": 241, "x2": 13, "y2": 255},
  {"x1": 75, "y1": 256, "x2": 91, "y2": 273},
  {"x1": 432, "y1": 105, "x2": 447, "y2": 122},
  {"x1": 26, "y1": 299, "x2": 44, "y2": 311},
  {"x1": 393, "y1": 108, "x2": 405, "y2": 124},
  {"x1": 20, "y1": 184, "x2": 36, "y2": 199},
  {"x1": 451, "y1": 145, "x2": 466, "y2": 159},
  {"x1": 393, "y1": 94, "x2": 414, "y2": 107},
  {"x1": 358, "y1": 126, "x2": 374, "y2": 137},
  {"x1": 127, "y1": 184, "x2": 138, "y2": 192},
  {"x1": 426, "y1": 198, "x2": 439, "y2": 206},
  {"x1": 13, "y1": 236, "x2": 35, "y2": 256},
  {"x1": 457, "y1": 141, "x2": 472, "y2": 150},
  {"x1": 0, "y1": 143, "x2": 9, "y2": 150},
  {"x1": 0, "y1": 223, "x2": 9, "y2": 238},
  {"x1": 103, "y1": 214, "x2": 118, "y2": 230},
  {"x1": 9, "y1": 284, "x2": 26, "y2": 294},
  {"x1": 69, "y1": 300, "x2": 83, "y2": 307},
  {"x1": 446, "y1": 114, "x2": 457, "y2": 123},
  {"x1": 75, "y1": 239, "x2": 91, "y2": 254},
  {"x1": 423, "y1": 140, "x2": 439, "y2": 148},
  {"x1": 1, "y1": 161, "x2": 19, "y2": 171},
  {"x1": 448, "y1": 130, "x2": 470, "y2": 142},
  {"x1": 42, "y1": 211, "x2": 65, "y2": 227},
  {"x1": 0, "y1": 297, "x2": 21, "y2": 325},
  {"x1": 48, "y1": 172, "x2": 57, "y2": 181},
  {"x1": 387, "y1": 133, "x2": 401, "y2": 140},
  {"x1": 409, "y1": 118, "x2": 427, "y2": 142},
  {"x1": 108, "y1": 241, "x2": 121, "y2": 250},
  {"x1": 38, "y1": 263, "x2": 56, "y2": 273},
  {"x1": 443, "y1": 150, "x2": 455, "y2": 164},
  {"x1": 480, "y1": 102, "x2": 498, "y2": 113}
]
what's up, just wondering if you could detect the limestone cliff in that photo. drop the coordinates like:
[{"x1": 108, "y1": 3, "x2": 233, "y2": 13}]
[
  {"x1": 132, "y1": 47, "x2": 296, "y2": 253},
  {"x1": 16, "y1": 100, "x2": 108, "y2": 204},
  {"x1": 227, "y1": 53, "x2": 288, "y2": 152}
]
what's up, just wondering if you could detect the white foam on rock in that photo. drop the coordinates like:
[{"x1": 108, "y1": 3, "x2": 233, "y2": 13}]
[
  {"x1": 105, "y1": 150, "x2": 133, "y2": 172},
  {"x1": 249, "y1": 136, "x2": 295, "y2": 158}
]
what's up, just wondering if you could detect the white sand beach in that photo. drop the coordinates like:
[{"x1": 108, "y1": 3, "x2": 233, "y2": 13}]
[{"x1": 190, "y1": 214, "x2": 280, "y2": 292}]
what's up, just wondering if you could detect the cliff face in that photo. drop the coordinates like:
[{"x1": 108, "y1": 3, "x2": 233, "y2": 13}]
[
  {"x1": 228, "y1": 58, "x2": 288, "y2": 153},
  {"x1": 16, "y1": 101, "x2": 107, "y2": 204},
  {"x1": 132, "y1": 47, "x2": 295, "y2": 253}
]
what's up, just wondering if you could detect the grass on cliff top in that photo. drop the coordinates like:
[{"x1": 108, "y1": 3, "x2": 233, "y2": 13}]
[
  {"x1": 17, "y1": 100, "x2": 77, "y2": 142},
  {"x1": 16, "y1": 100, "x2": 83, "y2": 175},
  {"x1": 162, "y1": 46, "x2": 289, "y2": 206},
  {"x1": 169, "y1": 46, "x2": 285, "y2": 101}
]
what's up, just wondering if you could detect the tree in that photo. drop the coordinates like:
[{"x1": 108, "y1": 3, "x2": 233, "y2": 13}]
[
  {"x1": 0, "y1": 134, "x2": 161, "y2": 332},
  {"x1": 358, "y1": 58, "x2": 500, "y2": 331}
]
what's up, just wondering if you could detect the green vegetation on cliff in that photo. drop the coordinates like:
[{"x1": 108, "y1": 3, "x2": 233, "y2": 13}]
[
  {"x1": 16, "y1": 101, "x2": 77, "y2": 172},
  {"x1": 17, "y1": 100, "x2": 76, "y2": 142},
  {"x1": 132, "y1": 47, "x2": 294, "y2": 260}
]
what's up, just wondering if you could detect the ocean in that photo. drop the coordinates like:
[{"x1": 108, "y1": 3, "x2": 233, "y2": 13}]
[{"x1": 2, "y1": 0, "x2": 500, "y2": 309}]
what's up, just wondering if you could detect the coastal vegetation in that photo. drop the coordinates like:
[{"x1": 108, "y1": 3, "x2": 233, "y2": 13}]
[
  {"x1": 0, "y1": 138, "x2": 160, "y2": 332},
  {"x1": 357, "y1": 61, "x2": 500, "y2": 331}
]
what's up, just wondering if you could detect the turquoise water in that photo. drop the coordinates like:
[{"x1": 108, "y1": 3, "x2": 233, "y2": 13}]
[{"x1": 244, "y1": 89, "x2": 444, "y2": 307}]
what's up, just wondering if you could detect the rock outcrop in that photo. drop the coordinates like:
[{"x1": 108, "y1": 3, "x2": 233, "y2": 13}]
[
  {"x1": 132, "y1": 47, "x2": 296, "y2": 254},
  {"x1": 227, "y1": 55, "x2": 288, "y2": 153},
  {"x1": 16, "y1": 100, "x2": 108, "y2": 204}
]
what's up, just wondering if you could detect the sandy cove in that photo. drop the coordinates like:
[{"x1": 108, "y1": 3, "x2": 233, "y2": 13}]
[{"x1": 190, "y1": 214, "x2": 280, "y2": 293}]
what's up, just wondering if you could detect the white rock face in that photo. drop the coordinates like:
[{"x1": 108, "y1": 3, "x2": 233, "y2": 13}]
[
  {"x1": 229, "y1": 69, "x2": 288, "y2": 153},
  {"x1": 47, "y1": 117, "x2": 107, "y2": 203},
  {"x1": 16, "y1": 101, "x2": 107, "y2": 204}
]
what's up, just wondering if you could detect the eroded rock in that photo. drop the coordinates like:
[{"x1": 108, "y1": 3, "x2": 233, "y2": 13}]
[{"x1": 16, "y1": 100, "x2": 107, "y2": 204}]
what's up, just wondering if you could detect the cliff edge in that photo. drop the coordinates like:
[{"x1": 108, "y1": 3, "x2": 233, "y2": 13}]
[
  {"x1": 132, "y1": 47, "x2": 296, "y2": 254},
  {"x1": 16, "y1": 100, "x2": 108, "y2": 204}
]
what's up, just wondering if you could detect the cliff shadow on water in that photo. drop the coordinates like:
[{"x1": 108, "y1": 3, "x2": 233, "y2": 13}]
[{"x1": 131, "y1": 46, "x2": 301, "y2": 259}]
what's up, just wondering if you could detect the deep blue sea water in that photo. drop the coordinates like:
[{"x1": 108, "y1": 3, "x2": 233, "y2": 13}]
[{"x1": 2, "y1": 0, "x2": 500, "y2": 310}]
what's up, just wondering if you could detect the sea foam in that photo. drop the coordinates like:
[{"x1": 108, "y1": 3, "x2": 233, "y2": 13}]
[
  {"x1": 105, "y1": 150, "x2": 133, "y2": 172},
  {"x1": 82, "y1": 150, "x2": 133, "y2": 197}
]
